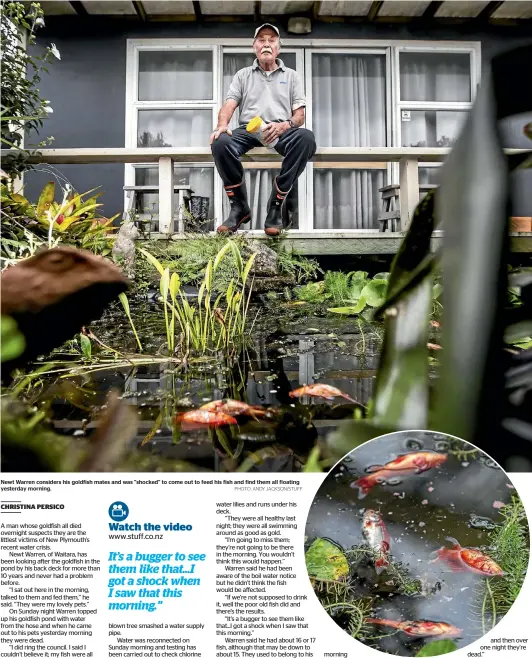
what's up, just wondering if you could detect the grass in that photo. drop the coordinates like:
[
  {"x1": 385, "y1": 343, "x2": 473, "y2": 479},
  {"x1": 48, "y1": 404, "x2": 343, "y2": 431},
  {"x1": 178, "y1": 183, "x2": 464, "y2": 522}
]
[
  {"x1": 473, "y1": 495, "x2": 529, "y2": 632},
  {"x1": 134, "y1": 233, "x2": 320, "y2": 293}
]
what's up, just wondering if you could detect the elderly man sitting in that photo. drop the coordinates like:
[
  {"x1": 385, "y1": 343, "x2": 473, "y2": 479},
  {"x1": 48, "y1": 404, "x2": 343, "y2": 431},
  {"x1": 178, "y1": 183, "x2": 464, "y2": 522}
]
[{"x1": 210, "y1": 23, "x2": 316, "y2": 236}]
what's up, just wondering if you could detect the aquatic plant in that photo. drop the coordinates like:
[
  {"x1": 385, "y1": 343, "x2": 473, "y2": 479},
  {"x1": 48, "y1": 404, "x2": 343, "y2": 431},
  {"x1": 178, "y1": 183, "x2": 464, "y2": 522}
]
[
  {"x1": 135, "y1": 234, "x2": 319, "y2": 294},
  {"x1": 135, "y1": 242, "x2": 257, "y2": 357},
  {"x1": 271, "y1": 242, "x2": 321, "y2": 284},
  {"x1": 474, "y1": 495, "x2": 529, "y2": 632},
  {"x1": 118, "y1": 292, "x2": 143, "y2": 352},
  {"x1": 345, "y1": 545, "x2": 423, "y2": 597},
  {"x1": 415, "y1": 640, "x2": 458, "y2": 656}
]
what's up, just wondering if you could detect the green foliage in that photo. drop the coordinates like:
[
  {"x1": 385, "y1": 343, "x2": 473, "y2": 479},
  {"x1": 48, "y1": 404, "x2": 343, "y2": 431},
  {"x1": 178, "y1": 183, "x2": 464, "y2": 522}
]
[
  {"x1": 134, "y1": 242, "x2": 256, "y2": 357},
  {"x1": 79, "y1": 333, "x2": 91, "y2": 360},
  {"x1": 305, "y1": 538, "x2": 350, "y2": 582},
  {"x1": 294, "y1": 271, "x2": 401, "y2": 316},
  {"x1": 296, "y1": 281, "x2": 328, "y2": 303},
  {"x1": 274, "y1": 246, "x2": 321, "y2": 284},
  {"x1": 1, "y1": 181, "x2": 117, "y2": 266},
  {"x1": 135, "y1": 234, "x2": 320, "y2": 294},
  {"x1": 415, "y1": 640, "x2": 458, "y2": 656},
  {"x1": 1, "y1": 315, "x2": 26, "y2": 362},
  {"x1": 118, "y1": 293, "x2": 143, "y2": 352},
  {"x1": 1, "y1": 2, "x2": 58, "y2": 176},
  {"x1": 476, "y1": 496, "x2": 529, "y2": 632}
]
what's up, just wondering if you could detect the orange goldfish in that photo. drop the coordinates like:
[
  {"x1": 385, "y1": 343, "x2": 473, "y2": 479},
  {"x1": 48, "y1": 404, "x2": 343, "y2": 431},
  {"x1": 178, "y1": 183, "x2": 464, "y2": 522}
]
[
  {"x1": 362, "y1": 509, "x2": 391, "y2": 574},
  {"x1": 351, "y1": 451, "x2": 447, "y2": 498},
  {"x1": 365, "y1": 451, "x2": 447, "y2": 474},
  {"x1": 365, "y1": 618, "x2": 462, "y2": 638},
  {"x1": 289, "y1": 383, "x2": 357, "y2": 403},
  {"x1": 200, "y1": 399, "x2": 267, "y2": 419},
  {"x1": 431, "y1": 537, "x2": 505, "y2": 576},
  {"x1": 174, "y1": 410, "x2": 237, "y2": 430}
]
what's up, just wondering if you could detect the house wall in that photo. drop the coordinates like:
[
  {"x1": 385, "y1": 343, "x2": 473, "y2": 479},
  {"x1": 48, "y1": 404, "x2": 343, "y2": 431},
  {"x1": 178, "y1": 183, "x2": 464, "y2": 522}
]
[{"x1": 24, "y1": 19, "x2": 532, "y2": 219}]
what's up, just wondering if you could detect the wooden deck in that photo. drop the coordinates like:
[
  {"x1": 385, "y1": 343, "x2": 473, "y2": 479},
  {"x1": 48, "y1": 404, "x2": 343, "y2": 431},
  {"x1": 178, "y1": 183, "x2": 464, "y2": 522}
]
[{"x1": 153, "y1": 231, "x2": 532, "y2": 255}]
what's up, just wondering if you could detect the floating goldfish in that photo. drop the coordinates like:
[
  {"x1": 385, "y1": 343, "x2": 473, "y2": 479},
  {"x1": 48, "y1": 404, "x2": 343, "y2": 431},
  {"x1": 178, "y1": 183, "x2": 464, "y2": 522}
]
[
  {"x1": 365, "y1": 618, "x2": 462, "y2": 638},
  {"x1": 174, "y1": 410, "x2": 237, "y2": 430},
  {"x1": 200, "y1": 399, "x2": 267, "y2": 419},
  {"x1": 431, "y1": 537, "x2": 505, "y2": 576},
  {"x1": 366, "y1": 451, "x2": 447, "y2": 474},
  {"x1": 351, "y1": 469, "x2": 401, "y2": 498},
  {"x1": 427, "y1": 342, "x2": 442, "y2": 350},
  {"x1": 351, "y1": 451, "x2": 446, "y2": 498},
  {"x1": 430, "y1": 320, "x2": 440, "y2": 328},
  {"x1": 362, "y1": 510, "x2": 391, "y2": 574},
  {"x1": 289, "y1": 384, "x2": 357, "y2": 403}
]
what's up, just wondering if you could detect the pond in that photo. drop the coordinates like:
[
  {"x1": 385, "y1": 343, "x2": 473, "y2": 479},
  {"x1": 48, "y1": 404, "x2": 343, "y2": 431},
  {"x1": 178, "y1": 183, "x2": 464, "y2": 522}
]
[
  {"x1": 304, "y1": 431, "x2": 529, "y2": 656},
  {"x1": 19, "y1": 300, "x2": 392, "y2": 473}
]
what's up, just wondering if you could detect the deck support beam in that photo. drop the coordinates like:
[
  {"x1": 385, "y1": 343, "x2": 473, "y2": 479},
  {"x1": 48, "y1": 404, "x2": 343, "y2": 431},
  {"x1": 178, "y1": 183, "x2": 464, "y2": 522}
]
[
  {"x1": 158, "y1": 156, "x2": 174, "y2": 235},
  {"x1": 399, "y1": 157, "x2": 419, "y2": 231}
]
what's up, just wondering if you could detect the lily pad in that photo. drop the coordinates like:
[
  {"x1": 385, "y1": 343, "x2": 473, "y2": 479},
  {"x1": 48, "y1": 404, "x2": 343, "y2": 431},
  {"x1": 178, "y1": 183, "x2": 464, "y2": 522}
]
[
  {"x1": 305, "y1": 538, "x2": 349, "y2": 581},
  {"x1": 415, "y1": 640, "x2": 458, "y2": 656},
  {"x1": 328, "y1": 296, "x2": 367, "y2": 315},
  {"x1": 360, "y1": 279, "x2": 388, "y2": 307}
]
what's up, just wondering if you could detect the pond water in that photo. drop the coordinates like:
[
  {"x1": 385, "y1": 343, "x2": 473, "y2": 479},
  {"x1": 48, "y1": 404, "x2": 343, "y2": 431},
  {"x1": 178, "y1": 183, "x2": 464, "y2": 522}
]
[
  {"x1": 26, "y1": 302, "x2": 396, "y2": 473},
  {"x1": 304, "y1": 432, "x2": 528, "y2": 655}
]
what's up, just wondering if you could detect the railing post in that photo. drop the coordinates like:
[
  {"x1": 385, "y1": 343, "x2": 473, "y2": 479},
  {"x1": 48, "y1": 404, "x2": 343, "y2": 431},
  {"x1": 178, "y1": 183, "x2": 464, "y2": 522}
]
[
  {"x1": 158, "y1": 156, "x2": 174, "y2": 235},
  {"x1": 399, "y1": 157, "x2": 419, "y2": 232}
]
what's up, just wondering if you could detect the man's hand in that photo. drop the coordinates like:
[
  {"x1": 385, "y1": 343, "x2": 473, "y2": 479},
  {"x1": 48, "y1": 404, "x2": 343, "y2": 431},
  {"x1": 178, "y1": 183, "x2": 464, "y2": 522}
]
[
  {"x1": 262, "y1": 121, "x2": 290, "y2": 145},
  {"x1": 210, "y1": 125, "x2": 232, "y2": 144}
]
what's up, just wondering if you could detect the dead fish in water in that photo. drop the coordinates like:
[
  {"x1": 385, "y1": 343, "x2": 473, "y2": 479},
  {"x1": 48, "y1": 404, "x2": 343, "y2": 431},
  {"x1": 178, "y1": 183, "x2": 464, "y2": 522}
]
[
  {"x1": 365, "y1": 618, "x2": 462, "y2": 638},
  {"x1": 431, "y1": 537, "x2": 505, "y2": 576},
  {"x1": 174, "y1": 410, "x2": 237, "y2": 430},
  {"x1": 289, "y1": 384, "x2": 357, "y2": 403},
  {"x1": 365, "y1": 451, "x2": 447, "y2": 474},
  {"x1": 351, "y1": 469, "x2": 405, "y2": 498},
  {"x1": 200, "y1": 399, "x2": 267, "y2": 419},
  {"x1": 352, "y1": 451, "x2": 447, "y2": 498},
  {"x1": 362, "y1": 509, "x2": 391, "y2": 574}
]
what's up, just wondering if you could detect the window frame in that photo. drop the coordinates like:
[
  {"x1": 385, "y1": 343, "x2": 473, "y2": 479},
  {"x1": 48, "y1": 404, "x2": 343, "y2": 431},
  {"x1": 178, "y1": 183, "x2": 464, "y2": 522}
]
[
  {"x1": 125, "y1": 38, "x2": 481, "y2": 235},
  {"x1": 393, "y1": 45, "x2": 478, "y2": 189}
]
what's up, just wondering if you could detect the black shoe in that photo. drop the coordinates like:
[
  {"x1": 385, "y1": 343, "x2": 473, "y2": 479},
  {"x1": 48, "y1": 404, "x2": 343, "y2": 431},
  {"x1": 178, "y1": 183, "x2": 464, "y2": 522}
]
[
  {"x1": 217, "y1": 179, "x2": 251, "y2": 233},
  {"x1": 264, "y1": 178, "x2": 289, "y2": 236}
]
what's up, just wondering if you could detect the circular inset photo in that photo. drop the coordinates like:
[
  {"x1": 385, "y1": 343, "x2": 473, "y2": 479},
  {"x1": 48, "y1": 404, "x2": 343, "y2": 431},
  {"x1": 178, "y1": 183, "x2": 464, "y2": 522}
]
[{"x1": 304, "y1": 431, "x2": 529, "y2": 656}]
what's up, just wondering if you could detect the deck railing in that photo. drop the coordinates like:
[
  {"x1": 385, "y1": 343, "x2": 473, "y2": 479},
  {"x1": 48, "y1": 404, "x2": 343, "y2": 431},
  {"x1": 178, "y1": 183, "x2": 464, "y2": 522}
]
[{"x1": 4, "y1": 146, "x2": 529, "y2": 234}]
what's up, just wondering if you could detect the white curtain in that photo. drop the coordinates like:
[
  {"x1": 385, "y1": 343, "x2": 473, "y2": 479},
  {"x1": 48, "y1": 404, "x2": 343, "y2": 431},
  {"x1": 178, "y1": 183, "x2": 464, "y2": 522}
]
[
  {"x1": 312, "y1": 54, "x2": 386, "y2": 229},
  {"x1": 138, "y1": 50, "x2": 213, "y2": 101},
  {"x1": 399, "y1": 52, "x2": 470, "y2": 148},
  {"x1": 137, "y1": 109, "x2": 211, "y2": 147},
  {"x1": 399, "y1": 52, "x2": 471, "y2": 102}
]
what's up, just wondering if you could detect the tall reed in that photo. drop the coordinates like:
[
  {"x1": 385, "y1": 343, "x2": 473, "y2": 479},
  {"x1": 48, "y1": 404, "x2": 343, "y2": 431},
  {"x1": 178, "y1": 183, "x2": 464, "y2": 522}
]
[{"x1": 136, "y1": 241, "x2": 256, "y2": 356}]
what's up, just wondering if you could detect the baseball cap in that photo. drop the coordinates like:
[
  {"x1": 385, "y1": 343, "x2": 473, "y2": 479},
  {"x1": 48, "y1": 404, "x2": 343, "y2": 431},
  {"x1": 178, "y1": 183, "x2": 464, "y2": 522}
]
[{"x1": 254, "y1": 23, "x2": 280, "y2": 39}]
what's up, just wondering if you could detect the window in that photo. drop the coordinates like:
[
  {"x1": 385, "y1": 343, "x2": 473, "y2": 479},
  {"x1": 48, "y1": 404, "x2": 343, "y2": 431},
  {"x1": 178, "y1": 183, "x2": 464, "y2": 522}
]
[
  {"x1": 138, "y1": 50, "x2": 213, "y2": 101},
  {"x1": 126, "y1": 39, "x2": 480, "y2": 233},
  {"x1": 397, "y1": 49, "x2": 475, "y2": 185}
]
